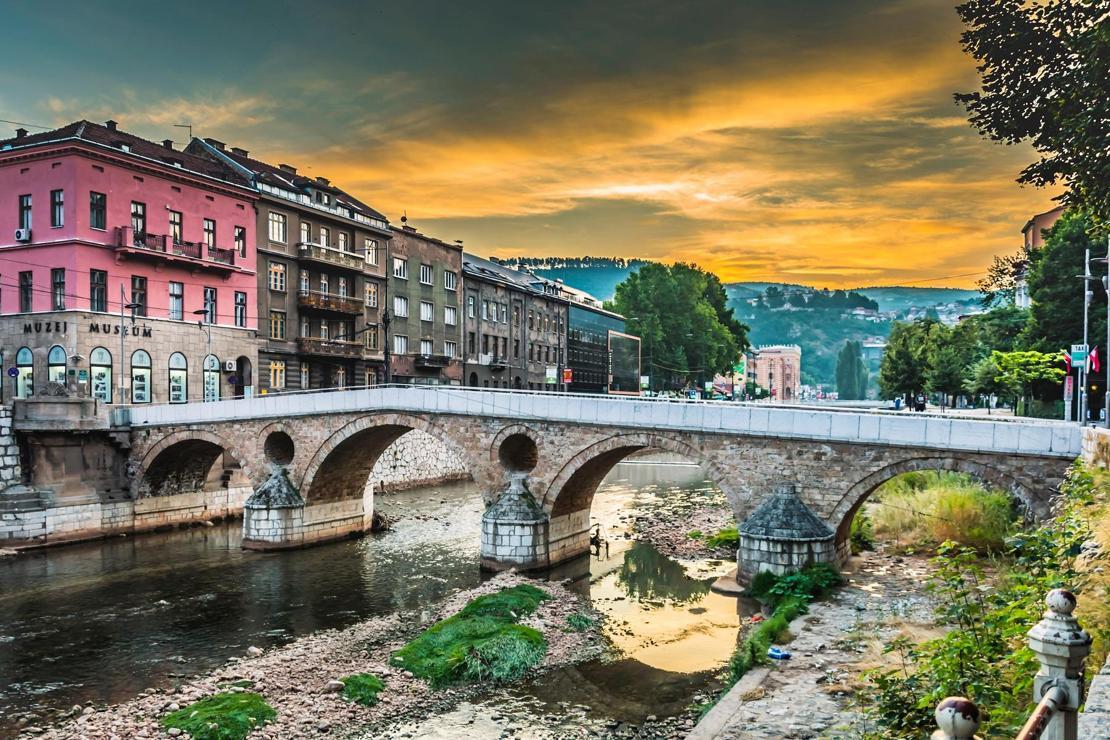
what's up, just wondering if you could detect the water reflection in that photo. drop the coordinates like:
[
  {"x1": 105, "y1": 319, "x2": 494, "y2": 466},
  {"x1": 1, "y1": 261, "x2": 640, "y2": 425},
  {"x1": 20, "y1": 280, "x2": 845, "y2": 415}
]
[{"x1": 617, "y1": 542, "x2": 713, "y2": 605}]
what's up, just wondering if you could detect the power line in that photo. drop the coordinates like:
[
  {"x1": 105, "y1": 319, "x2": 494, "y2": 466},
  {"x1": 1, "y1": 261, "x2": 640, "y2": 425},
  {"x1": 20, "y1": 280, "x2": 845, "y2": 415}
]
[{"x1": 0, "y1": 117, "x2": 51, "y2": 131}]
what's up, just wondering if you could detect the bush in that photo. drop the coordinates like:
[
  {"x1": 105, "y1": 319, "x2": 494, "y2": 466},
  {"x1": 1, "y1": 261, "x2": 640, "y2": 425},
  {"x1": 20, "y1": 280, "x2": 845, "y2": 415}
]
[
  {"x1": 865, "y1": 462, "x2": 1109, "y2": 738},
  {"x1": 868, "y1": 471, "x2": 1018, "y2": 553},
  {"x1": 392, "y1": 584, "x2": 550, "y2": 687},
  {"x1": 340, "y1": 673, "x2": 384, "y2": 706},
  {"x1": 747, "y1": 563, "x2": 843, "y2": 607},
  {"x1": 162, "y1": 692, "x2": 276, "y2": 740},
  {"x1": 705, "y1": 526, "x2": 739, "y2": 549},
  {"x1": 850, "y1": 510, "x2": 876, "y2": 554},
  {"x1": 565, "y1": 613, "x2": 595, "y2": 632}
]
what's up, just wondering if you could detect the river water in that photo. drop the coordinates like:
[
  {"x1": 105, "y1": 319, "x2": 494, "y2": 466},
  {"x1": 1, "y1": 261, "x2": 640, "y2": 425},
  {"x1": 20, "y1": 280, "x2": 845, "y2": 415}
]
[{"x1": 0, "y1": 461, "x2": 744, "y2": 736}]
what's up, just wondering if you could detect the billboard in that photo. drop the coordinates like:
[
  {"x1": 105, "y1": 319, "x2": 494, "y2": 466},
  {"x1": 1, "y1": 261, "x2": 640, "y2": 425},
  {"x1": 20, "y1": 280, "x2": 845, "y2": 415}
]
[{"x1": 608, "y1": 330, "x2": 641, "y2": 395}]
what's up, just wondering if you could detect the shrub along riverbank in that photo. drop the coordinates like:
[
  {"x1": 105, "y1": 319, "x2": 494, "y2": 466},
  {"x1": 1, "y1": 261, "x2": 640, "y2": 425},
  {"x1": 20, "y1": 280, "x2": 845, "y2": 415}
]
[{"x1": 863, "y1": 462, "x2": 1110, "y2": 738}]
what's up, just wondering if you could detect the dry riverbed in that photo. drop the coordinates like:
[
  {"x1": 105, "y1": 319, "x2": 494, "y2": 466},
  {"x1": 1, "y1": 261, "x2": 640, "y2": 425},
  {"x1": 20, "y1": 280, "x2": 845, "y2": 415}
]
[
  {"x1": 710, "y1": 549, "x2": 939, "y2": 739},
  {"x1": 18, "y1": 573, "x2": 604, "y2": 740}
]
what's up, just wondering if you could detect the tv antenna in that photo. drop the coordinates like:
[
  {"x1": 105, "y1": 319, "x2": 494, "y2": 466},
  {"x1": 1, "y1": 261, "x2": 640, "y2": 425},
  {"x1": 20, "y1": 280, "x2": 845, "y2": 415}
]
[{"x1": 173, "y1": 123, "x2": 193, "y2": 139}]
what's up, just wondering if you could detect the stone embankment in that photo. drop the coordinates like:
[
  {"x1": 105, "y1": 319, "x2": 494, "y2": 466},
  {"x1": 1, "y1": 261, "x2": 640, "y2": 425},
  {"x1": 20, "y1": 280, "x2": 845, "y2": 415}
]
[
  {"x1": 20, "y1": 574, "x2": 602, "y2": 740},
  {"x1": 370, "y1": 429, "x2": 470, "y2": 493},
  {"x1": 693, "y1": 549, "x2": 937, "y2": 739}
]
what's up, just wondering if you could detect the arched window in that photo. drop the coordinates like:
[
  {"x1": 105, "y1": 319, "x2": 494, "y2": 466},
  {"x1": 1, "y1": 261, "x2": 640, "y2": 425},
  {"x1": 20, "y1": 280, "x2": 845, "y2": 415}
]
[
  {"x1": 90, "y1": 347, "x2": 112, "y2": 403},
  {"x1": 168, "y1": 352, "x2": 188, "y2": 404},
  {"x1": 48, "y1": 345, "x2": 67, "y2": 385},
  {"x1": 15, "y1": 347, "x2": 33, "y2": 399},
  {"x1": 131, "y1": 350, "x2": 151, "y2": 404},
  {"x1": 203, "y1": 354, "x2": 220, "y2": 402}
]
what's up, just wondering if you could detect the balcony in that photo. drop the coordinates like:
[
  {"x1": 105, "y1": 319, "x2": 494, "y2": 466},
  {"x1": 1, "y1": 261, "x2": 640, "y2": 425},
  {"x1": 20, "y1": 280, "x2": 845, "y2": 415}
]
[
  {"x1": 414, "y1": 354, "x2": 452, "y2": 369},
  {"x1": 115, "y1": 227, "x2": 240, "y2": 273},
  {"x1": 475, "y1": 353, "x2": 509, "y2": 370},
  {"x1": 296, "y1": 337, "x2": 367, "y2": 358},
  {"x1": 297, "y1": 289, "x2": 364, "y2": 315},
  {"x1": 296, "y1": 241, "x2": 368, "y2": 272}
]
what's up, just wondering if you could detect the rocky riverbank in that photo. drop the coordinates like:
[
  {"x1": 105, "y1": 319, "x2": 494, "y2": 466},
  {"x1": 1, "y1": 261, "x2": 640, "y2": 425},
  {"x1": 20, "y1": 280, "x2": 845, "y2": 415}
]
[
  {"x1": 630, "y1": 503, "x2": 735, "y2": 560},
  {"x1": 704, "y1": 548, "x2": 939, "y2": 739},
  {"x1": 20, "y1": 573, "x2": 604, "y2": 740}
]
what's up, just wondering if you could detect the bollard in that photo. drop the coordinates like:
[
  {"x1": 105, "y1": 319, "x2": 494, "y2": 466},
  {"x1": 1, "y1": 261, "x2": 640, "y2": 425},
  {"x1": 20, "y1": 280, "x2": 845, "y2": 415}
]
[
  {"x1": 1024, "y1": 589, "x2": 1092, "y2": 740},
  {"x1": 931, "y1": 696, "x2": 981, "y2": 740}
]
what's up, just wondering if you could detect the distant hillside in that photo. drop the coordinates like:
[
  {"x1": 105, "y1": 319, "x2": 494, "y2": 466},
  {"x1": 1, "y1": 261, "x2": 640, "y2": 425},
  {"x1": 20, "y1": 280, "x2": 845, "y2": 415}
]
[{"x1": 484, "y1": 258, "x2": 984, "y2": 390}]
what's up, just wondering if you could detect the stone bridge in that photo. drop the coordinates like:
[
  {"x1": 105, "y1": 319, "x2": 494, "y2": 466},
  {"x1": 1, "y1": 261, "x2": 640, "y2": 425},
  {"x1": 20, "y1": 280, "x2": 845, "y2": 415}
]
[{"x1": 122, "y1": 386, "x2": 1081, "y2": 572}]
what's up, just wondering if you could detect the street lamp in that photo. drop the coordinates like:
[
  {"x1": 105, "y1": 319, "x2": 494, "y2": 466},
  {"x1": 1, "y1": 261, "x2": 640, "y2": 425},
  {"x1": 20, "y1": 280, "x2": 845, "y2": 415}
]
[{"x1": 118, "y1": 285, "x2": 141, "y2": 403}]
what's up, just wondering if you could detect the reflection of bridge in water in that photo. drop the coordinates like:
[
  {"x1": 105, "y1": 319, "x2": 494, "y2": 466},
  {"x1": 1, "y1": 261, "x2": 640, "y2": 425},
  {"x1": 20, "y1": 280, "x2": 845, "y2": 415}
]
[{"x1": 116, "y1": 385, "x2": 1078, "y2": 572}]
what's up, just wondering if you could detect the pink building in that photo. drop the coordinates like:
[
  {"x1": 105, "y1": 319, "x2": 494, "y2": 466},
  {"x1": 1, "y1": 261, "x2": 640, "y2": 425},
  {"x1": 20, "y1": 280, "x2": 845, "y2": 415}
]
[
  {"x1": 0, "y1": 120, "x2": 261, "y2": 403},
  {"x1": 746, "y1": 344, "x2": 801, "y2": 401}
]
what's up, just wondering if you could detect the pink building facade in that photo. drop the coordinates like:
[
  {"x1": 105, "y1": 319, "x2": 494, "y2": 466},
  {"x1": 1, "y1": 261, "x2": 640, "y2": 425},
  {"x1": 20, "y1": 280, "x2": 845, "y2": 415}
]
[
  {"x1": 746, "y1": 344, "x2": 801, "y2": 401},
  {"x1": 0, "y1": 120, "x2": 261, "y2": 403}
]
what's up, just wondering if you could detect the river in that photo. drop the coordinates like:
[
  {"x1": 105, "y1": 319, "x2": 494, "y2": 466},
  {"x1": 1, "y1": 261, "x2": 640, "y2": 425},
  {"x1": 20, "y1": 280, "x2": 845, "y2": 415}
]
[{"x1": 0, "y1": 461, "x2": 744, "y2": 736}]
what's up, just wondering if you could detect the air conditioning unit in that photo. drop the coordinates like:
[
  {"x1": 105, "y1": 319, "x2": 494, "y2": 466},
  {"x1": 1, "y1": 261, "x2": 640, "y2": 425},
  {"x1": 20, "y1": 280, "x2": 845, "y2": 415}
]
[
  {"x1": 14, "y1": 228, "x2": 31, "y2": 242},
  {"x1": 224, "y1": 360, "x2": 237, "y2": 372}
]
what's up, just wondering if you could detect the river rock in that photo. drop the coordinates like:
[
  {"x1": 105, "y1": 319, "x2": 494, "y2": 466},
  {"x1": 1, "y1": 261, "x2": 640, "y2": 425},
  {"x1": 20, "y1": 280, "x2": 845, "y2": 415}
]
[
  {"x1": 324, "y1": 680, "x2": 345, "y2": 693},
  {"x1": 246, "y1": 646, "x2": 264, "y2": 658}
]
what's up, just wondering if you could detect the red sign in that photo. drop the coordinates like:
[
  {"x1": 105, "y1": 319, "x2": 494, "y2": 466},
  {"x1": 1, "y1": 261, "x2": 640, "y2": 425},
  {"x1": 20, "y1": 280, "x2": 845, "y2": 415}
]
[
  {"x1": 562, "y1": 368, "x2": 573, "y2": 384},
  {"x1": 1064, "y1": 375, "x2": 1074, "y2": 402}
]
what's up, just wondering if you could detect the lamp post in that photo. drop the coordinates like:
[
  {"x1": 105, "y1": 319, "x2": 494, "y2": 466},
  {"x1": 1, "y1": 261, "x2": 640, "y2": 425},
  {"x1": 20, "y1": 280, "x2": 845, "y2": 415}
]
[
  {"x1": 1077, "y1": 248, "x2": 1094, "y2": 424},
  {"x1": 118, "y1": 285, "x2": 141, "y2": 404}
]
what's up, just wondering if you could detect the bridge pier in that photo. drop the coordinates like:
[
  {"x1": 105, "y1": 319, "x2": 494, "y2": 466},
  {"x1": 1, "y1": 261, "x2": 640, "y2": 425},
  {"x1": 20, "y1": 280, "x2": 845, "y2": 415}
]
[
  {"x1": 736, "y1": 483, "x2": 837, "y2": 585},
  {"x1": 480, "y1": 474, "x2": 551, "y2": 570}
]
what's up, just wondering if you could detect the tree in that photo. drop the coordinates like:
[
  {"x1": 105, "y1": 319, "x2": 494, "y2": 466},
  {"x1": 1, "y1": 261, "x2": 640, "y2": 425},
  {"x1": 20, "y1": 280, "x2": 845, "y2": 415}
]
[
  {"x1": 836, "y1": 340, "x2": 868, "y2": 400},
  {"x1": 1020, "y1": 211, "x2": 1107, "y2": 352},
  {"x1": 964, "y1": 355, "x2": 1009, "y2": 413},
  {"x1": 992, "y1": 350, "x2": 1065, "y2": 414},
  {"x1": 608, "y1": 263, "x2": 749, "y2": 391},
  {"x1": 976, "y1": 246, "x2": 1032, "y2": 308},
  {"x1": 879, "y1": 321, "x2": 930, "y2": 402},
  {"x1": 964, "y1": 305, "x2": 1029, "y2": 353},
  {"x1": 956, "y1": 0, "x2": 1110, "y2": 224}
]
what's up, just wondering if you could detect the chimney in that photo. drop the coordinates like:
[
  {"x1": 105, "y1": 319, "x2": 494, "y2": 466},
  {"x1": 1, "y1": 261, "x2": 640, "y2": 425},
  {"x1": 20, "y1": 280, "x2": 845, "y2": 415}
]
[
  {"x1": 230, "y1": 147, "x2": 249, "y2": 157},
  {"x1": 278, "y1": 164, "x2": 297, "y2": 174},
  {"x1": 15, "y1": 128, "x2": 27, "y2": 139},
  {"x1": 162, "y1": 139, "x2": 174, "y2": 150},
  {"x1": 316, "y1": 176, "x2": 330, "y2": 186},
  {"x1": 204, "y1": 138, "x2": 226, "y2": 151},
  {"x1": 105, "y1": 120, "x2": 117, "y2": 131}
]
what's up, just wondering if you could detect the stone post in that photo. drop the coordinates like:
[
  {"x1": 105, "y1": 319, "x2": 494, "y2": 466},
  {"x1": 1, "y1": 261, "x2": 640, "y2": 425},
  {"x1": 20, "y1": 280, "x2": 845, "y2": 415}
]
[
  {"x1": 242, "y1": 464, "x2": 306, "y2": 550},
  {"x1": 1025, "y1": 588, "x2": 1092, "y2": 740},
  {"x1": 931, "y1": 696, "x2": 981, "y2": 740}
]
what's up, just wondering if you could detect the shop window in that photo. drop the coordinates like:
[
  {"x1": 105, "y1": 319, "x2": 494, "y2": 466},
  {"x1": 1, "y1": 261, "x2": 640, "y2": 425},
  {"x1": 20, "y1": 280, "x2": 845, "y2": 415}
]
[
  {"x1": 90, "y1": 346, "x2": 112, "y2": 403},
  {"x1": 15, "y1": 347, "x2": 32, "y2": 398},
  {"x1": 131, "y1": 350, "x2": 151, "y2": 404},
  {"x1": 168, "y1": 352, "x2": 188, "y2": 403},
  {"x1": 47, "y1": 345, "x2": 66, "y2": 385},
  {"x1": 203, "y1": 354, "x2": 220, "y2": 402}
]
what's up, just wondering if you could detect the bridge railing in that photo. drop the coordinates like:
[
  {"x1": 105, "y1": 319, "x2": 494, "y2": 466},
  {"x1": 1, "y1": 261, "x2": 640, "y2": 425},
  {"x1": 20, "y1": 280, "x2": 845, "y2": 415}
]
[
  {"x1": 127, "y1": 382, "x2": 1068, "y2": 426},
  {"x1": 124, "y1": 383, "x2": 1082, "y2": 459},
  {"x1": 931, "y1": 589, "x2": 1099, "y2": 740}
]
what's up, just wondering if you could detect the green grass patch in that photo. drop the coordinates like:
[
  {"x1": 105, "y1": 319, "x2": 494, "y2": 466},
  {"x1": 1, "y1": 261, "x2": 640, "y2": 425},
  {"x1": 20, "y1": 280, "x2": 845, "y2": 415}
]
[
  {"x1": 565, "y1": 613, "x2": 595, "y2": 632},
  {"x1": 704, "y1": 526, "x2": 739, "y2": 549},
  {"x1": 340, "y1": 673, "x2": 385, "y2": 706},
  {"x1": 161, "y1": 692, "x2": 275, "y2": 740},
  {"x1": 392, "y1": 584, "x2": 551, "y2": 687},
  {"x1": 687, "y1": 529, "x2": 703, "y2": 539}
]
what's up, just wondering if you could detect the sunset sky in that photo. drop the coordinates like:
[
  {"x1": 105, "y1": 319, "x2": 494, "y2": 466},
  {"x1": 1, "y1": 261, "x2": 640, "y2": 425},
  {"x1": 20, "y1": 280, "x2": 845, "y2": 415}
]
[{"x1": 1, "y1": 0, "x2": 1062, "y2": 288}]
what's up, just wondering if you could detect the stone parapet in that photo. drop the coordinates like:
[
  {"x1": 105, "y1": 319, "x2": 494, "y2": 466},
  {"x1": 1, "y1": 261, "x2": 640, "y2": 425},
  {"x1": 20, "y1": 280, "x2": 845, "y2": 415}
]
[{"x1": 1081, "y1": 657, "x2": 1110, "y2": 737}]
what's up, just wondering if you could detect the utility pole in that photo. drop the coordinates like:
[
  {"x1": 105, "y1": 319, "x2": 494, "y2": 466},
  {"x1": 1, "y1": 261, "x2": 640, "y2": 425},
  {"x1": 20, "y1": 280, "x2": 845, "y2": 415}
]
[
  {"x1": 1104, "y1": 235, "x2": 1110, "y2": 427},
  {"x1": 1081, "y1": 247, "x2": 1092, "y2": 424}
]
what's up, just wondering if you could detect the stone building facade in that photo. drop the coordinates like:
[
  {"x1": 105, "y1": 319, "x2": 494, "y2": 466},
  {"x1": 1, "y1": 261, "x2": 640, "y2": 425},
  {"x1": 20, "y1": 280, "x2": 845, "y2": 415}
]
[
  {"x1": 747, "y1": 344, "x2": 802, "y2": 401},
  {"x1": 187, "y1": 138, "x2": 392, "y2": 392},
  {"x1": 461, "y1": 254, "x2": 569, "y2": 390},
  {"x1": 387, "y1": 223, "x2": 463, "y2": 385},
  {"x1": 0, "y1": 120, "x2": 261, "y2": 403}
]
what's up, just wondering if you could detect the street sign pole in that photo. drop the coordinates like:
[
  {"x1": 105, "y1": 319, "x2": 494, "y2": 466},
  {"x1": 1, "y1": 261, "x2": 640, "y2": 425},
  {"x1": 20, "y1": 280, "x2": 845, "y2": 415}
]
[{"x1": 1080, "y1": 248, "x2": 1092, "y2": 424}]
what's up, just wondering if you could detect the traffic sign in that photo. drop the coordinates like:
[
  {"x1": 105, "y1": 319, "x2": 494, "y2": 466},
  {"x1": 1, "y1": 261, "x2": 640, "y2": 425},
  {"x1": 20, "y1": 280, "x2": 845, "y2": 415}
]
[
  {"x1": 1064, "y1": 375, "x2": 1074, "y2": 402},
  {"x1": 5, "y1": 367, "x2": 16, "y2": 378},
  {"x1": 1072, "y1": 344, "x2": 1089, "y2": 353}
]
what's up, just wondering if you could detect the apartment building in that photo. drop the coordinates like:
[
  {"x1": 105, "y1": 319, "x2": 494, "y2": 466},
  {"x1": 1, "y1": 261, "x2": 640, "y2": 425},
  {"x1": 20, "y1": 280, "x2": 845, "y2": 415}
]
[
  {"x1": 387, "y1": 222, "x2": 463, "y2": 385},
  {"x1": 0, "y1": 120, "x2": 259, "y2": 403},
  {"x1": 188, "y1": 138, "x2": 391, "y2": 391}
]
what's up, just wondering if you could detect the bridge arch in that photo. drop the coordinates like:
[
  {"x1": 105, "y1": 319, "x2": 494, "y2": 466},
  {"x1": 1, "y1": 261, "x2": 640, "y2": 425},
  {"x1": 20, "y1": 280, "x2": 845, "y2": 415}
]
[
  {"x1": 827, "y1": 455, "x2": 1045, "y2": 554},
  {"x1": 299, "y1": 413, "x2": 488, "y2": 504},
  {"x1": 542, "y1": 432, "x2": 741, "y2": 517},
  {"x1": 132, "y1": 429, "x2": 254, "y2": 499}
]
